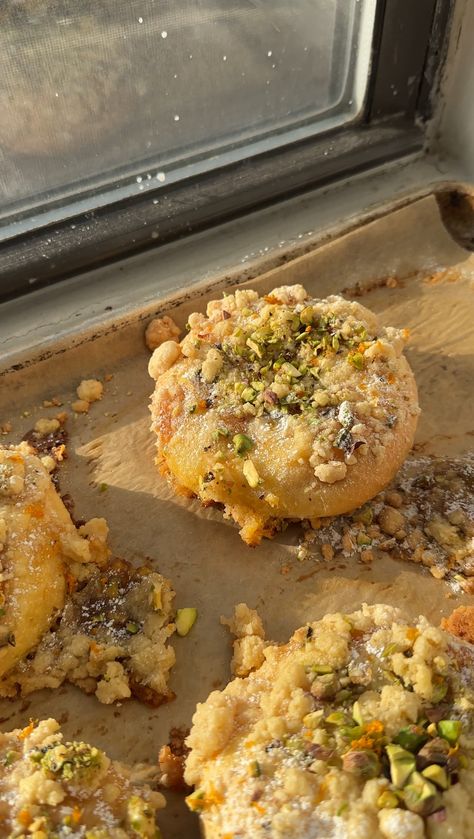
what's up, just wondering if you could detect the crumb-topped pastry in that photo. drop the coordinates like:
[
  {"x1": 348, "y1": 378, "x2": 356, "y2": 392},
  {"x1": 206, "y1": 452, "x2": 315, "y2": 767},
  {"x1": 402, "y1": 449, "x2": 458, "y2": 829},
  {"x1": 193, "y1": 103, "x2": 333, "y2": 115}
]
[
  {"x1": 0, "y1": 718, "x2": 165, "y2": 837},
  {"x1": 185, "y1": 604, "x2": 474, "y2": 839},
  {"x1": 0, "y1": 444, "x2": 177, "y2": 706},
  {"x1": 149, "y1": 285, "x2": 419, "y2": 544}
]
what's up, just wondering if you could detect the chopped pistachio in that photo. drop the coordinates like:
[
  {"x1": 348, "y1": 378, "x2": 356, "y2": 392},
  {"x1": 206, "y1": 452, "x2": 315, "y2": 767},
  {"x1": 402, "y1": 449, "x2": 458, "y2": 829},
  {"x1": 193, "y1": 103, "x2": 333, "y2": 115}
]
[
  {"x1": 309, "y1": 664, "x2": 334, "y2": 675},
  {"x1": 437, "y1": 720, "x2": 462, "y2": 745},
  {"x1": 393, "y1": 725, "x2": 429, "y2": 753},
  {"x1": 246, "y1": 338, "x2": 262, "y2": 357},
  {"x1": 386, "y1": 744, "x2": 416, "y2": 787},
  {"x1": 126, "y1": 622, "x2": 140, "y2": 635},
  {"x1": 250, "y1": 760, "x2": 262, "y2": 777},
  {"x1": 233, "y1": 433, "x2": 253, "y2": 455},
  {"x1": 2, "y1": 750, "x2": 20, "y2": 767},
  {"x1": 241, "y1": 387, "x2": 256, "y2": 402},
  {"x1": 352, "y1": 700, "x2": 365, "y2": 726},
  {"x1": 402, "y1": 772, "x2": 441, "y2": 817},
  {"x1": 281, "y1": 362, "x2": 302, "y2": 378},
  {"x1": 335, "y1": 689, "x2": 352, "y2": 703},
  {"x1": 348, "y1": 352, "x2": 364, "y2": 370},
  {"x1": 310, "y1": 673, "x2": 340, "y2": 700},
  {"x1": 422, "y1": 764, "x2": 449, "y2": 790},
  {"x1": 431, "y1": 676, "x2": 448, "y2": 704},
  {"x1": 325, "y1": 711, "x2": 347, "y2": 726},
  {"x1": 300, "y1": 306, "x2": 314, "y2": 325},
  {"x1": 377, "y1": 791, "x2": 399, "y2": 809},
  {"x1": 416, "y1": 738, "x2": 450, "y2": 769},
  {"x1": 340, "y1": 725, "x2": 362, "y2": 740},
  {"x1": 213, "y1": 427, "x2": 229, "y2": 440},
  {"x1": 342, "y1": 750, "x2": 380, "y2": 779},
  {"x1": 352, "y1": 506, "x2": 373, "y2": 526},
  {"x1": 303, "y1": 710, "x2": 324, "y2": 729},
  {"x1": 243, "y1": 459, "x2": 260, "y2": 488},
  {"x1": 176, "y1": 608, "x2": 198, "y2": 637}
]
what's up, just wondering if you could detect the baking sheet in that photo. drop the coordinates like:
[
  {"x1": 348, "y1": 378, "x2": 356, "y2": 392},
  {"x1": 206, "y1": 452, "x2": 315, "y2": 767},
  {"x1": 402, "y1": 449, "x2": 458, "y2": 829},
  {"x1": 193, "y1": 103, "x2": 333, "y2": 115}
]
[{"x1": 0, "y1": 196, "x2": 473, "y2": 838}]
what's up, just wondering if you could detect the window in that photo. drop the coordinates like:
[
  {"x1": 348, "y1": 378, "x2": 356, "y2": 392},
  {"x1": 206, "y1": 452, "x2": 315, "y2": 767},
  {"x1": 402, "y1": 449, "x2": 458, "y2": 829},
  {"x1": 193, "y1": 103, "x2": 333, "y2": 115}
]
[
  {"x1": 1, "y1": 0, "x2": 376, "y2": 230},
  {"x1": 0, "y1": 0, "x2": 452, "y2": 298}
]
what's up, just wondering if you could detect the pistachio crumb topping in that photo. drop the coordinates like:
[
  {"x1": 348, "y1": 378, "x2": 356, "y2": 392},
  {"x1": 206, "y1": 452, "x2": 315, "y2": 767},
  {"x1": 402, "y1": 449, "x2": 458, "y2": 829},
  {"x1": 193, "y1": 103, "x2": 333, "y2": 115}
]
[
  {"x1": 184, "y1": 604, "x2": 474, "y2": 838},
  {"x1": 151, "y1": 286, "x2": 418, "y2": 544}
]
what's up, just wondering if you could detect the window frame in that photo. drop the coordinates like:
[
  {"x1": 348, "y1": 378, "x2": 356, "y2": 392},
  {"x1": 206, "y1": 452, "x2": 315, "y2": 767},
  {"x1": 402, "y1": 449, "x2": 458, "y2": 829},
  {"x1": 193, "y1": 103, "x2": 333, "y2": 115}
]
[{"x1": 0, "y1": 0, "x2": 455, "y2": 301}]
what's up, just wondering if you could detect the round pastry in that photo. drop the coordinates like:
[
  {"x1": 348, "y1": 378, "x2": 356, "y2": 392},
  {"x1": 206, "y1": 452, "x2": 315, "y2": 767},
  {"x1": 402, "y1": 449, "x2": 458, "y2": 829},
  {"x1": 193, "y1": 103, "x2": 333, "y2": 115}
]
[
  {"x1": 184, "y1": 604, "x2": 474, "y2": 839},
  {"x1": 0, "y1": 444, "x2": 177, "y2": 707},
  {"x1": 149, "y1": 285, "x2": 419, "y2": 544},
  {"x1": 0, "y1": 717, "x2": 165, "y2": 837},
  {"x1": 0, "y1": 443, "x2": 83, "y2": 679}
]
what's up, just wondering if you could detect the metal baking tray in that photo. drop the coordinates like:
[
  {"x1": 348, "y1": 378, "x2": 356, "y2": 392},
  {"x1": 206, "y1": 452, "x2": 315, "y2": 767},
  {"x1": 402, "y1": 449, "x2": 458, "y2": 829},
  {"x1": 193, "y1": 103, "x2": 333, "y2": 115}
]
[{"x1": 1, "y1": 195, "x2": 473, "y2": 838}]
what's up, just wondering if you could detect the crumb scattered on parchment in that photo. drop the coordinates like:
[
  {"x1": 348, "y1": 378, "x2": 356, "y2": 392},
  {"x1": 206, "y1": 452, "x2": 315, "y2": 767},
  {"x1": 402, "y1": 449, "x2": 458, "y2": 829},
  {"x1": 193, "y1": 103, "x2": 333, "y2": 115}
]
[
  {"x1": 442, "y1": 606, "x2": 474, "y2": 644},
  {"x1": 221, "y1": 603, "x2": 267, "y2": 677},
  {"x1": 43, "y1": 396, "x2": 63, "y2": 408},
  {"x1": 71, "y1": 378, "x2": 104, "y2": 414},
  {"x1": 72, "y1": 398, "x2": 90, "y2": 413},
  {"x1": 342, "y1": 274, "x2": 404, "y2": 298},
  {"x1": 158, "y1": 727, "x2": 190, "y2": 791},
  {"x1": 297, "y1": 453, "x2": 474, "y2": 592},
  {"x1": 145, "y1": 315, "x2": 181, "y2": 351},
  {"x1": 23, "y1": 412, "x2": 69, "y2": 472}
]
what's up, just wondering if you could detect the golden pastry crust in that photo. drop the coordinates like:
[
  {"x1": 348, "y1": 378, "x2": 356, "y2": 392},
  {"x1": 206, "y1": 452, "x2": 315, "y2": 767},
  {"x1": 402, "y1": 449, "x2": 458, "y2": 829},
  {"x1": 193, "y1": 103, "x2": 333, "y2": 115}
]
[
  {"x1": 0, "y1": 444, "x2": 177, "y2": 706},
  {"x1": 442, "y1": 606, "x2": 474, "y2": 644},
  {"x1": 185, "y1": 604, "x2": 474, "y2": 839},
  {"x1": 0, "y1": 718, "x2": 165, "y2": 837},
  {"x1": 149, "y1": 285, "x2": 419, "y2": 544},
  {"x1": 0, "y1": 444, "x2": 89, "y2": 679}
]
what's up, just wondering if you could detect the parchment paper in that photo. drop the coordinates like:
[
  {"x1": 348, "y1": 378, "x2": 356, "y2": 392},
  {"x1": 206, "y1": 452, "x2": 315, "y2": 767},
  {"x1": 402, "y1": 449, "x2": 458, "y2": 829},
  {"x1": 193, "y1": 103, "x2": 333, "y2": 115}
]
[{"x1": 0, "y1": 196, "x2": 473, "y2": 838}]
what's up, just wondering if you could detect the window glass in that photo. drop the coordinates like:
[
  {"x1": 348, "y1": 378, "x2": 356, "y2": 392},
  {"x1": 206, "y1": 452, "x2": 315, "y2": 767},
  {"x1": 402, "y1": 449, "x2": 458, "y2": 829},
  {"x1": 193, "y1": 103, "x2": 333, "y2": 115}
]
[{"x1": 0, "y1": 0, "x2": 376, "y2": 229}]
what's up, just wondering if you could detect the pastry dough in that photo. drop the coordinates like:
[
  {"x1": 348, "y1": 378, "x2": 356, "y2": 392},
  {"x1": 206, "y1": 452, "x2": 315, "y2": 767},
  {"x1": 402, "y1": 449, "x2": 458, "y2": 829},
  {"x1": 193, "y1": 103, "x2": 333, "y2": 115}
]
[
  {"x1": 149, "y1": 285, "x2": 419, "y2": 544},
  {"x1": 0, "y1": 717, "x2": 165, "y2": 837},
  {"x1": 0, "y1": 444, "x2": 90, "y2": 679},
  {"x1": 0, "y1": 444, "x2": 177, "y2": 706},
  {"x1": 185, "y1": 604, "x2": 474, "y2": 839}
]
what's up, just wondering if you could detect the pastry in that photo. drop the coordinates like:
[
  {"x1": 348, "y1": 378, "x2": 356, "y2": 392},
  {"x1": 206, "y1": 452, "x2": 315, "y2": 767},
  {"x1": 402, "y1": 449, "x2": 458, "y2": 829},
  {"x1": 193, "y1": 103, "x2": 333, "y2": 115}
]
[
  {"x1": 0, "y1": 717, "x2": 165, "y2": 837},
  {"x1": 0, "y1": 444, "x2": 176, "y2": 706},
  {"x1": 185, "y1": 603, "x2": 474, "y2": 838},
  {"x1": 149, "y1": 285, "x2": 419, "y2": 544}
]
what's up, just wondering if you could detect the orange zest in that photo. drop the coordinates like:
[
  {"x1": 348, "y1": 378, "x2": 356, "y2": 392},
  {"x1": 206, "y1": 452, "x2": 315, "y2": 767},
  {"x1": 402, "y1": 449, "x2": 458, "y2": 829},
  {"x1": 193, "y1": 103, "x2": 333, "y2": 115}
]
[
  {"x1": 18, "y1": 810, "x2": 32, "y2": 828},
  {"x1": 18, "y1": 720, "x2": 36, "y2": 740},
  {"x1": 25, "y1": 503, "x2": 44, "y2": 519},
  {"x1": 252, "y1": 802, "x2": 266, "y2": 815},
  {"x1": 350, "y1": 735, "x2": 375, "y2": 750},
  {"x1": 71, "y1": 806, "x2": 82, "y2": 825},
  {"x1": 314, "y1": 780, "x2": 328, "y2": 804},
  {"x1": 406, "y1": 627, "x2": 419, "y2": 642},
  {"x1": 365, "y1": 720, "x2": 384, "y2": 735}
]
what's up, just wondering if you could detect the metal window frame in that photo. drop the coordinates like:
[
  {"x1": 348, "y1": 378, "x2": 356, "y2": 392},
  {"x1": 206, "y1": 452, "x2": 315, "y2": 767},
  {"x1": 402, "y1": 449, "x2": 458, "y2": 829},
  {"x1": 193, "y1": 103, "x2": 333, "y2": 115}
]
[{"x1": 0, "y1": 0, "x2": 454, "y2": 302}]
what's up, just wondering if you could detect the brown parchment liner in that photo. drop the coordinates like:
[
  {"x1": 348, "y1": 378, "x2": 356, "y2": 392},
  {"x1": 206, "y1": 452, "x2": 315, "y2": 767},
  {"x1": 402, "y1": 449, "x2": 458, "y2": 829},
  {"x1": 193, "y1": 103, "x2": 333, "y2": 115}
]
[{"x1": 0, "y1": 196, "x2": 473, "y2": 838}]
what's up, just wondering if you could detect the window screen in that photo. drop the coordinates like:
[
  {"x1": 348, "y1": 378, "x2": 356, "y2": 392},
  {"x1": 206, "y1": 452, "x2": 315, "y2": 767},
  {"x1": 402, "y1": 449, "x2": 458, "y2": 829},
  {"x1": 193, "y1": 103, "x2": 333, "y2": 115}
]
[{"x1": 0, "y1": 0, "x2": 376, "y2": 229}]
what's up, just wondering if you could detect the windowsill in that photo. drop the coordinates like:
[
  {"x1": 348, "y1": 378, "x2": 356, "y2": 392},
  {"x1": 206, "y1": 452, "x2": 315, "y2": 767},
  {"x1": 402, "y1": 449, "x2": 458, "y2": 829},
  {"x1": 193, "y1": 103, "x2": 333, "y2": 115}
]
[{"x1": 0, "y1": 150, "x2": 469, "y2": 373}]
